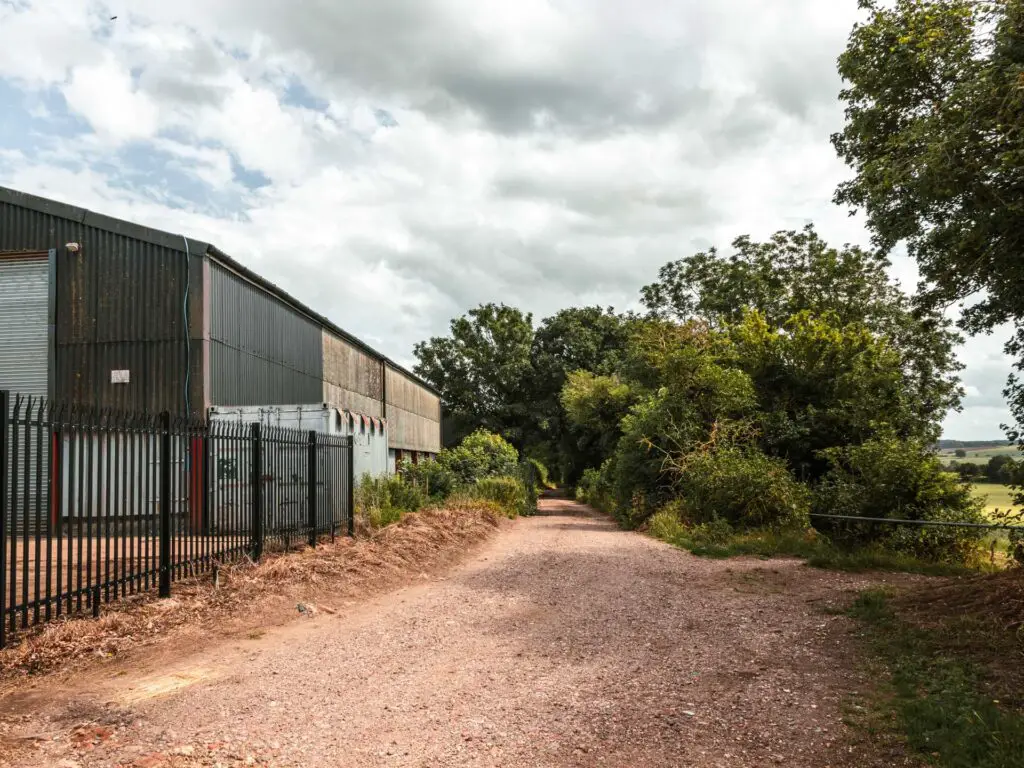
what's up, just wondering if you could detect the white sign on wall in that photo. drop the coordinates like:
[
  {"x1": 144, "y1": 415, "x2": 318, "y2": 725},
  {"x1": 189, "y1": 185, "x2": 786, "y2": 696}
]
[{"x1": 110, "y1": 369, "x2": 130, "y2": 385}]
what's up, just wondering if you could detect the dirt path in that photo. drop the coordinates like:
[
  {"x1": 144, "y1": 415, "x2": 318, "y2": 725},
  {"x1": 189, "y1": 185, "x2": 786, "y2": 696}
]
[{"x1": 0, "y1": 498, "x2": 915, "y2": 767}]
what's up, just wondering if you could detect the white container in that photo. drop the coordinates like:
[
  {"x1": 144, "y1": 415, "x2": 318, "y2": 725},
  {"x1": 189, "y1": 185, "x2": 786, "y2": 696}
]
[{"x1": 208, "y1": 404, "x2": 389, "y2": 480}]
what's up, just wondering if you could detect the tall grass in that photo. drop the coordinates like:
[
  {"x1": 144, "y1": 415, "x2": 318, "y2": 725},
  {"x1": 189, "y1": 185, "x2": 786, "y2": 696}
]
[{"x1": 645, "y1": 510, "x2": 985, "y2": 577}]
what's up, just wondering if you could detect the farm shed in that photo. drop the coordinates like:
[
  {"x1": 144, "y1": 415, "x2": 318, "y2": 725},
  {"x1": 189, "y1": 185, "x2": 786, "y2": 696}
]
[{"x1": 0, "y1": 185, "x2": 441, "y2": 467}]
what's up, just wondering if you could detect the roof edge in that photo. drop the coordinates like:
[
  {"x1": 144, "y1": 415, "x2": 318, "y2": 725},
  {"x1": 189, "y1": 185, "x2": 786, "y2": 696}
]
[
  {"x1": 205, "y1": 245, "x2": 439, "y2": 396},
  {"x1": 0, "y1": 185, "x2": 208, "y2": 254},
  {"x1": 0, "y1": 184, "x2": 440, "y2": 397}
]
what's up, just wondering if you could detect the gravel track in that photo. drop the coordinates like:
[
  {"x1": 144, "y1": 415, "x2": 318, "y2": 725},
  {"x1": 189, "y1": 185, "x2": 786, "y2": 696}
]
[{"x1": 2, "y1": 498, "x2": 911, "y2": 767}]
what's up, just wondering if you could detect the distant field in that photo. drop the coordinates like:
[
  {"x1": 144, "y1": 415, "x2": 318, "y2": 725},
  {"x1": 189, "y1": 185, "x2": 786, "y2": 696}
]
[
  {"x1": 939, "y1": 444, "x2": 1019, "y2": 465},
  {"x1": 971, "y1": 483, "x2": 1021, "y2": 517}
]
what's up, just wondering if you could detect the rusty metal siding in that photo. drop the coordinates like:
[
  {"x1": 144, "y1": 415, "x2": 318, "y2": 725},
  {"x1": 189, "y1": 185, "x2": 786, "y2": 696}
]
[
  {"x1": 209, "y1": 262, "x2": 323, "y2": 406},
  {"x1": 384, "y1": 365, "x2": 441, "y2": 453},
  {"x1": 322, "y1": 330, "x2": 384, "y2": 418},
  {"x1": 0, "y1": 190, "x2": 204, "y2": 414}
]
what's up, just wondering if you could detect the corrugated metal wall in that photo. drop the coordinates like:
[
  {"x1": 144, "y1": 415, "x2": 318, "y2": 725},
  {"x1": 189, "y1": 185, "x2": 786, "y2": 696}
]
[
  {"x1": 0, "y1": 254, "x2": 49, "y2": 398},
  {"x1": 322, "y1": 330, "x2": 384, "y2": 418},
  {"x1": 0, "y1": 190, "x2": 203, "y2": 414},
  {"x1": 385, "y1": 365, "x2": 442, "y2": 453},
  {"x1": 209, "y1": 262, "x2": 324, "y2": 406}
]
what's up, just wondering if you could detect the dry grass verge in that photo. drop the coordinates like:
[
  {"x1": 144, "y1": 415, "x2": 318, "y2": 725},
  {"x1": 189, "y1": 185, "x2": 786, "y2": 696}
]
[{"x1": 0, "y1": 501, "x2": 503, "y2": 686}]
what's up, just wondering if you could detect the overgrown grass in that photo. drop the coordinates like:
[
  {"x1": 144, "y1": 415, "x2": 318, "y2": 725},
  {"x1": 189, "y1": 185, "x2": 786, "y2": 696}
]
[
  {"x1": 356, "y1": 474, "x2": 427, "y2": 529},
  {"x1": 645, "y1": 510, "x2": 985, "y2": 576},
  {"x1": 846, "y1": 588, "x2": 1024, "y2": 768}
]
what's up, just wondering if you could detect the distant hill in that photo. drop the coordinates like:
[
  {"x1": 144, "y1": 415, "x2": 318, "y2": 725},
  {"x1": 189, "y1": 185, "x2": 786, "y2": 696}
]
[{"x1": 937, "y1": 439, "x2": 1013, "y2": 450}]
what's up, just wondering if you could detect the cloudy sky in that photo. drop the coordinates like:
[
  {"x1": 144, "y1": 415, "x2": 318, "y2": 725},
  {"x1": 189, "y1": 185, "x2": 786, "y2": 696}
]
[{"x1": 0, "y1": 0, "x2": 1014, "y2": 438}]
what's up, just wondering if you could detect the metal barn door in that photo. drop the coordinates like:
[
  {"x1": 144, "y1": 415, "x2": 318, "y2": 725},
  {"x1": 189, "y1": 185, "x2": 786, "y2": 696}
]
[{"x1": 0, "y1": 253, "x2": 49, "y2": 398}]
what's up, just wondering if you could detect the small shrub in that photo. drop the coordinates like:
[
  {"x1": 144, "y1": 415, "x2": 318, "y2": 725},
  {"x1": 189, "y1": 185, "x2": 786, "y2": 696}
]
[
  {"x1": 517, "y1": 463, "x2": 539, "y2": 515},
  {"x1": 471, "y1": 476, "x2": 529, "y2": 518},
  {"x1": 526, "y1": 457, "x2": 554, "y2": 489},
  {"x1": 436, "y1": 429, "x2": 519, "y2": 486},
  {"x1": 356, "y1": 474, "x2": 427, "y2": 529},
  {"x1": 647, "y1": 506, "x2": 689, "y2": 545},
  {"x1": 401, "y1": 459, "x2": 456, "y2": 501}
]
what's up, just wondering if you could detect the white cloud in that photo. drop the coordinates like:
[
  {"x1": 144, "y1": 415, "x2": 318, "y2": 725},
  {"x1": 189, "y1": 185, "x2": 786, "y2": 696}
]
[
  {"x1": 62, "y1": 55, "x2": 160, "y2": 142},
  {"x1": 0, "y1": 0, "x2": 1015, "y2": 439}
]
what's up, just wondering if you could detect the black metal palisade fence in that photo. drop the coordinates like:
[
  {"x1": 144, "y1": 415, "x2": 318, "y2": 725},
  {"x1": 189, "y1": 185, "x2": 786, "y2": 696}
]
[{"x1": 0, "y1": 391, "x2": 354, "y2": 647}]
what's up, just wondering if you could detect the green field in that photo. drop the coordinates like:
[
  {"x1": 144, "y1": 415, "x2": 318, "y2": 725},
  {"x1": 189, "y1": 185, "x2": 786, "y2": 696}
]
[
  {"x1": 972, "y1": 483, "x2": 1019, "y2": 514},
  {"x1": 939, "y1": 444, "x2": 1018, "y2": 465}
]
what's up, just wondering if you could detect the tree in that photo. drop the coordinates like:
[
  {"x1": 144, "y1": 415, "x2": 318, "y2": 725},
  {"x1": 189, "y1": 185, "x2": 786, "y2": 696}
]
[
  {"x1": 834, "y1": 0, "x2": 1024, "y2": 335},
  {"x1": 414, "y1": 303, "x2": 534, "y2": 446},
  {"x1": 730, "y1": 309, "x2": 934, "y2": 481},
  {"x1": 530, "y1": 307, "x2": 632, "y2": 480},
  {"x1": 955, "y1": 449, "x2": 967, "y2": 458},
  {"x1": 986, "y1": 453, "x2": 1017, "y2": 483},
  {"x1": 833, "y1": 0, "x2": 1024, "y2": 450},
  {"x1": 642, "y1": 227, "x2": 963, "y2": 439}
]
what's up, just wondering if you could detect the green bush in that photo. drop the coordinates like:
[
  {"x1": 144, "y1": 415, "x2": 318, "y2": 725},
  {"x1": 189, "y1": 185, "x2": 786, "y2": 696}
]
[
  {"x1": 356, "y1": 474, "x2": 427, "y2": 529},
  {"x1": 672, "y1": 447, "x2": 811, "y2": 529},
  {"x1": 436, "y1": 429, "x2": 520, "y2": 486},
  {"x1": 575, "y1": 461, "x2": 618, "y2": 516},
  {"x1": 468, "y1": 476, "x2": 529, "y2": 518},
  {"x1": 517, "y1": 462, "x2": 539, "y2": 515},
  {"x1": 400, "y1": 459, "x2": 457, "y2": 501},
  {"x1": 526, "y1": 457, "x2": 553, "y2": 489},
  {"x1": 814, "y1": 436, "x2": 986, "y2": 563}
]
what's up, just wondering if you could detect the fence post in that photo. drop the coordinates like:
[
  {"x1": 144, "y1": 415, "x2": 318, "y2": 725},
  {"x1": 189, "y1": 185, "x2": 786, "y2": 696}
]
[
  {"x1": 347, "y1": 440, "x2": 355, "y2": 538},
  {"x1": 0, "y1": 391, "x2": 9, "y2": 648},
  {"x1": 307, "y1": 431, "x2": 318, "y2": 547},
  {"x1": 158, "y1": 411, "x2": 172, "y2": 599},
  {"x1": 251, "y1": 423, "x2": 264, "y2": 561}
]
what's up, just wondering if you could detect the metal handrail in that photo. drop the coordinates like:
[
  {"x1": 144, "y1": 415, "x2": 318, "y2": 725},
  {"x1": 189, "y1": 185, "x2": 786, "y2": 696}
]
[{"x1": 810, "y1": 513, "x2": 1024, "y2": 532}]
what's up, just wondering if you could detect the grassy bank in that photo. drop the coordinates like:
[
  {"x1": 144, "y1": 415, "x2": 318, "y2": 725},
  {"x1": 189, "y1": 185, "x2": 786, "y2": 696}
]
[
  {"x1": 645, "y1": 512, "x2": 989, "y2": 577},
  {"x1": 845, "y1": 583, "x2": 1024, "y2": 767}
]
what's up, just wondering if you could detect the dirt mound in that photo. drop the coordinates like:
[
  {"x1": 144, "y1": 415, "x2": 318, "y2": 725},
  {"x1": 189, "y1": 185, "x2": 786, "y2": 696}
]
[
  {"x1": 897, "y1": 568, "x2": 1024, "y2": 629},
  {"x1": 0, "y1": 502, "x2": 503, "y2": 684}
]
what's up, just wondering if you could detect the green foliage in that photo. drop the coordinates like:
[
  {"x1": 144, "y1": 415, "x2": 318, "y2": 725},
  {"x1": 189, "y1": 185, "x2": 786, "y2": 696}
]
[
  {"x1": 647, "y1": 506, "x2": 981, "y2": 575},
  {"x1": 436, "y1": 429, "x2": 520, "y2": 486},
  {"x1": 815, "y1": 436, "x2": 986, "y2": 562},
  {"x1": 531, "y1": 307, "x2": 634, "y2": 482},
  {"x1": 847, "y1": 588, "x2": 1024, "y2": 768},
  {"x1": 470, "y1": 476, "x2": 531, "y2": 519},
  {"x1": 356, "y1": 474, "x2": 428, "y2": 529},
  {"x1": 641, "y1": 226, "x2": 963, "y2": 438},
  {"x1": 985, "y1": 453, "x2": 1018, "y2": 484},
  {"x1": 525, "y1": 457, "x2": 553, "y2": 490},
  {"x1": 400, "y1": 459, "x2": 457, "y2": 502},
  {"x1": 413, "y1": 303, "x2": 534, "y2": 445},
  {"x1": 732, "y1": 309, "x2": 942, "y2": 479},
  {"x1": 574, "y1": 461, "x2": 620, "y2": 517},
  {"x1": 667, "y1": 447, "x2": 812, "y2": 529},
  {"x1": 834, "y1": 1, "x2": 1023, "y2": 337},
  {"x1": 834, "y1": 0, "x2": 1024, "y2": 463}
]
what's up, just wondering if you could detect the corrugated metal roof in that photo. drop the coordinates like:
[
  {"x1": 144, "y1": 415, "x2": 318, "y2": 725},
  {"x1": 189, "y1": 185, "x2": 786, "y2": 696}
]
[{"x1": 0, "y1": 185, "x2": 439, "y2": 396}]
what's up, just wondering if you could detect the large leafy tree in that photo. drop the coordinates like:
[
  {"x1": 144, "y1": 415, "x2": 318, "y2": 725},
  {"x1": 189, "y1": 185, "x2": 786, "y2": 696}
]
[
  {"x1": 413, "y1": 303, "x2": 534, "y2": 446},
  {"x1": 833, "y1": 0, "x2": 1024, "y2": 335},
  {"x1": 833, "y1": 0, "x2": 1024, "y2": 442},
  {"x1": 641, "y1": 226, "x2": 963, "y2": 436}
]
